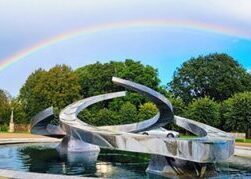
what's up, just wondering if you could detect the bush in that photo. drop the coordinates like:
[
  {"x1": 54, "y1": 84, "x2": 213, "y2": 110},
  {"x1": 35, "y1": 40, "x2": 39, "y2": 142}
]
[
  {"x1": 169, "y1": 97, "x2": 186, "y2": 116},
  {"x1": 185, "y1": 97, "x2": 221, "y2": 128},
  {"x1": 137, "y1": 102, "x2": 158, "y2": 121},
  {"x1": 0, "y1": 124, "x2": 8, "y2": 132},
  {"x1": 221, "y1": 92, "x2": 251, "y2": 134},
  {"x1": 119, "y1": 102, "x2": 138, "y2": 124}
]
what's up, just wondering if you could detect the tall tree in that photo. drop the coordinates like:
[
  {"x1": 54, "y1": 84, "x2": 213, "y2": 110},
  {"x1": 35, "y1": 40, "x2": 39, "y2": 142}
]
[
  {"x1": 75, "y1": 59, "x2": 160, "y2": 97},
  {"x1": 19, "y1": 65, "x2": 81, "y2": 119},
  {"x1": 10, "y1": 98, "x2": 28, "y2": 124},
  {"x1": 75, "y1": 59, "x2": 160, "y2": 110},
  {"x1": 0, "y1": 89, "x2": 11, "y2": 124},
  {"x1": 168, "y1": 53, "x2": 251, "y2": 103}
]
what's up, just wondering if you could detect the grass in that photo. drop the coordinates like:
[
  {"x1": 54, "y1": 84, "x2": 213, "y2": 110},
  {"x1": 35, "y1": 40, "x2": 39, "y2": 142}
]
[
  {"x1": 180, "y1": 135, "x2": 251, "y2": 143},
  {"x1": 0, "y1": 131, "x2": 29, "y2": 134},
  {"x1": 235, "y1": 138, "x2": 251, "y2": 143},
  {"x1": 179, "y1": 135, "x2": 197, "y2": 139}
]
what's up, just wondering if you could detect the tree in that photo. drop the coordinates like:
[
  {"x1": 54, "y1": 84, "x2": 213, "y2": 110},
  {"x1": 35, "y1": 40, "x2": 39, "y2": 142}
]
[
  {"x1": 95, "y1": 108, "x2": 120, "y2": 126},
  {"x1": 75, "y1": 59, "x2": 160, "y2": 97},
  {"x1": 0, "y1": 89, "x2": 11, "y2": 124},
  {"x1": 79, "y1": 107, "x2": 122, "y2": 126},
  {"x1": 185, "y1": 97, "x2": 221, "y2": 128},
  {"x1": 75, "y1": 60, "x2": 161, "y2": 126},
  {"x1": 169, "y1": 97, "x2": 186, "y2": 116},
  {"x1": 119, "y1": 102, "x2": 138, "y2": 124},
  {"x1": 75, "y1": 60, "x2": 160, "y2": 123},
  {"x1": 168, "y1": 53, "x2": 251, "y2": 103},
  {"x1": 75, "y1": 62, "x2": 121, "y2": 97},
  {"x1": 138, "y1": 102, "x2": 158, "y2": 121},
  {"x1": 116, "y1": 59, "x2": 160, "y2": 90},
  {"x1": 221, "y1": 92, "x2": 251, "y2": 135},
  {"x1": 10, "y1": 98, "x2": 28, "y2": 124},
  {"x1": 19, "y1": 65, "x2": 81, "y2": 119}
]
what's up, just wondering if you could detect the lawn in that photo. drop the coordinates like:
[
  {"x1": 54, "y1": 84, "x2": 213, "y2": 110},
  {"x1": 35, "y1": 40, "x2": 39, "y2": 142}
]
[
  {"x1": 235, "y1": 138, "x2": 251, "y2": 143},
  {"x1": 180, "y1": 135, "x2": 251, "y2": 143}
]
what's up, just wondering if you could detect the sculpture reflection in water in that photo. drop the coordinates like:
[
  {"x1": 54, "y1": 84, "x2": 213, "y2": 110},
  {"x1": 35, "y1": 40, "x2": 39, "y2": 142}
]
[{"x1": 31, "y1": 77, "x2": 235, "y2": 178}]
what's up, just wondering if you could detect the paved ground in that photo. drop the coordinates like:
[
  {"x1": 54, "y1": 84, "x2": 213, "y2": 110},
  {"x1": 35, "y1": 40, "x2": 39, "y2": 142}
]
[
  {"x1": 0, "y1": 133, "x2": 60, "y2": 144},
  {"x1": 235, "y1": 142, "x2": 251, "y2": 147},
  {"x1": 0, "y1": 133, "x2": 52, "y2": 139}
]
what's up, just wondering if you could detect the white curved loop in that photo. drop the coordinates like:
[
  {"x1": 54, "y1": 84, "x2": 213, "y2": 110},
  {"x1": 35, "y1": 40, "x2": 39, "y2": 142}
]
[{"x1": 58, "y1": 77, "x2": 234, "y2": 163}]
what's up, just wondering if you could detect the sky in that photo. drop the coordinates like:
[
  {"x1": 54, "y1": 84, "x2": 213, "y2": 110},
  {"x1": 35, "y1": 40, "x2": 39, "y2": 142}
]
[{"x1": 0, "y1": 0, "x2": 251, "y2": 96}]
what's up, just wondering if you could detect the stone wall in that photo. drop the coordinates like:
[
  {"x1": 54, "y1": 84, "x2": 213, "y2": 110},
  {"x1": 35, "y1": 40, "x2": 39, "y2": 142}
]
[{"x1": 14, "y1": 124, "x2": 30, "y2": 132}]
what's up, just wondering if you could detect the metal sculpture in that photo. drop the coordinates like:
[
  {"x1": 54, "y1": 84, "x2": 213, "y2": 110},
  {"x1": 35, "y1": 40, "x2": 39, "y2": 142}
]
[{"x1": 31, "y1": 77, "x2": 234, "y2": 177}]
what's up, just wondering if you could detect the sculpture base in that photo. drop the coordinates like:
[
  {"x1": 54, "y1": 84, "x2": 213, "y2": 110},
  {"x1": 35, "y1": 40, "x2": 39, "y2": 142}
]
[
  {"x1": 8, "y1": 122, "x2": 14, "y2": 133},
  {"x1": 146, "y1": 155, "x2": 217, "y2": 178},
  {"x1": 57, "y1": 136, "x2": 100, "y2": 164}
]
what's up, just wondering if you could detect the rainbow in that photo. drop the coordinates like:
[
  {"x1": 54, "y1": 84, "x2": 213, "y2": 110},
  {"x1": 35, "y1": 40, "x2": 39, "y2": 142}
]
[{"x1": 1, "y1": 19, "x2": 250, "y2": 72}]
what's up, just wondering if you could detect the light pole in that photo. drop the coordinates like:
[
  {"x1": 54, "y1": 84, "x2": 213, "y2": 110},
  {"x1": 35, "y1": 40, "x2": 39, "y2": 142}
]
[{"x1": 9, "y1": 107, "x2": 14, "y2": 132}]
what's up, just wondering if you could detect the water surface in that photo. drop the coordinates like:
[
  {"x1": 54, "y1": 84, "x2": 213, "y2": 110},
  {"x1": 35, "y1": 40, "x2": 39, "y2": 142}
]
[{"x1": 0, "y1": 143, "x2": 250, "y2": 178}]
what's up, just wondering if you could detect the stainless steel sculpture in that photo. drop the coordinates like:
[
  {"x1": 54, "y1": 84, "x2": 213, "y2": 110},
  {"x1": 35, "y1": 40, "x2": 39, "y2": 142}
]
[{"x1": 31, "y1": 77, "x2": 235, "y2": 177}]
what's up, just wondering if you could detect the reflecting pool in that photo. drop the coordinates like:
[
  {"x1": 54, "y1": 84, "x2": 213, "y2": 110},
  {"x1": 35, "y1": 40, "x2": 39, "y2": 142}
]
[{"x1": 0, "y1": 143, "x2": 251, "y2": 178}]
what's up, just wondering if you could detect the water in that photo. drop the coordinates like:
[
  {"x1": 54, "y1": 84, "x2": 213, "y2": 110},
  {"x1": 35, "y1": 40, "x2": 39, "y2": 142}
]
[{"x1": 0, "y1": 143, "x2": 251, "y2": 178}]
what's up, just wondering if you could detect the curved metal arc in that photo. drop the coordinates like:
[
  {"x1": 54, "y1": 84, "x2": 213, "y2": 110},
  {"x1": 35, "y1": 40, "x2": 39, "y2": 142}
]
[
  {"x1": 60, "y1": 91, "x2": 126, "y2": 122},
  {"x1": 102, "y1": 77, "x2": 173, "y2": 132},
  {"x1": 58, "y1": 77, "x2": 234, "y2": 162},
  {"x1": 30, "y1": 107, "x2": 54, "y2": 129},
  {"x1": 112, "y1": 77, "x2": 173, "y2": 119},
  {"x1": 30, "y1": 77, "x2": 234, "y2": 162},
  {"x1": 30, "y1": 106, "x2": 65, "y2": 136}
]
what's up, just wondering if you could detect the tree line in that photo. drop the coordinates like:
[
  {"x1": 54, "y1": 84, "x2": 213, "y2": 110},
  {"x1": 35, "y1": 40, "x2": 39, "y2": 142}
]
[{"x1": 0, "y1": 54, "x2": 250, "y2": 135}]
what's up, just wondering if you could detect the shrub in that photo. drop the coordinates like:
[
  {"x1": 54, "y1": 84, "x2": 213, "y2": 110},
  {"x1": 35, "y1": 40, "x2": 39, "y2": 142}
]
[
  {"x1": 137, "y1": 102, "x2": 158, "y2": 121},
  {"x1": 0, "y1": 124, "x2": 8, "y2": 132},
  {"x1": 221, "y1": 92, "x2": 251, "y2": 134},
  {"x1": 185, "y1": 97, "x2": 220, "y2": 128}
]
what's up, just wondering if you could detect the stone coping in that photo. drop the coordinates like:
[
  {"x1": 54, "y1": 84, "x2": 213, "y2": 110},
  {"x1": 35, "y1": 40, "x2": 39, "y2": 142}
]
[
  {"x1": 0, "y1": 169, "x2": 93, "y2": 179},
  {"x1": 234, "y1": 145, "x2": 251, "y2": 158},
  {"x1": 0, "y1": 138, "x2": 60, "y2": 145}
]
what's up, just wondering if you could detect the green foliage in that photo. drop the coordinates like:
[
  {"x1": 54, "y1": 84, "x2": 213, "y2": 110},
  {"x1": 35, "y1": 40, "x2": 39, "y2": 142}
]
[
  {"x1": 10, "y1": 98, "x2": 28, "y2": 124},
  {"x1": 164, "y1": 97, "x2": 187, "y2": 132},
  {"x1": 137, "y1": 102, "x2": 158, "y2": 121},
  {"x1": 12, "y1": 54, "x2": 250, "y2": 135},
  {"x1": 75, "y1": 59, "x2": 160, "y2": 125},
  {"x1": 185, "y1": 97, "x2": 221, "y2": 128},
  {"x1": 116, "y1": 59, "x2": 160, "y2": 90},
  {"x1": 0, "y1": 123, "x2": 8, "y2": 132},
  {"x1": 169, "y1": 97, "x2": 186, "y2": 116},
  {"x1": 0, "y1": 89, "x2": 11, "y2": 124},
  {"x1": 75, "y1": 59, "x2": 160, "y2": 98},
  {"x1": 95, "y1": 108, "x2": 120, "y2": 126},
  {"x1": 75, "y1": 61, "x2": 121, "y2": 97},
  {"x1": 221, "y1": 92, "x2": 251, "y2": 133},
  {"x1": 19, "y1": 65, "x2": 81, "y2": 119},
  {"x1": 79, "y1": 108, "x2": 120, "y2": 126},
  {"x1": 169, "y1": 53, "x2": 251, "y2": 103},
  {"x1": 119, "y1": 102, "x2": 138, "y2": 124}
]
